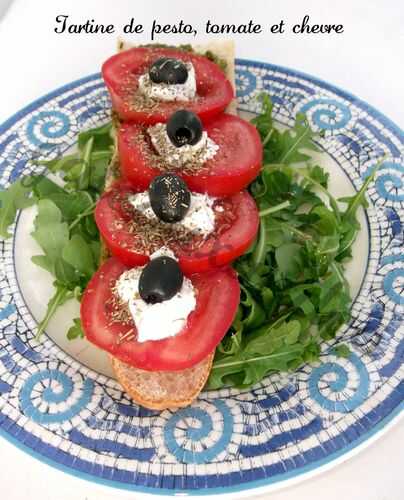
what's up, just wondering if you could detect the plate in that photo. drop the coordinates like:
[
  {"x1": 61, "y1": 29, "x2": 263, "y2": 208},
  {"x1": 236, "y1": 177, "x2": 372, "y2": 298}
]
[{"x1": 0, "y1": 58, "x2": 403, "y2": 496}]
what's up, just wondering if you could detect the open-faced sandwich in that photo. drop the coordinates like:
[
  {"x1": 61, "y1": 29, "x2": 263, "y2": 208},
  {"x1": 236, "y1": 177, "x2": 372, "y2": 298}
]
[
  {"x1": 0, "y1": 39, "x2": 370, "y2": 414},
  {"x1": 81, "y1": 40, "x2": 263, "y2": 409}
]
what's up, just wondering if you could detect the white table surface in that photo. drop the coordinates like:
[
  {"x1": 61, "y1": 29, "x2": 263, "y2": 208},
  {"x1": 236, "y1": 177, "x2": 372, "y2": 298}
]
[{"x1": 0, "y1": 1, "x2": 403, "y2": 499}]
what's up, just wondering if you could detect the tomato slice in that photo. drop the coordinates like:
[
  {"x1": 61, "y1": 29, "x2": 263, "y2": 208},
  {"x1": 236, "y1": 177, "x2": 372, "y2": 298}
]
[
  {"x1": 119, "y1": 113, "x2": 263, "y2": 197},
  {"x1": 95, "y1": 181, "x2": 259, "y2": 275},
  {"x1": 102, "y1": 47, "x2": 234, "y2": 124},
  {"x1": 81, "y1": 258, "x2": 240, "y2": 371}
]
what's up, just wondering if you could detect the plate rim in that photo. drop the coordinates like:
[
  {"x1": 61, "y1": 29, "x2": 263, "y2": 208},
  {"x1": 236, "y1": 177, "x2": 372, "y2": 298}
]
[{"x1": 0, "y1": 403, "x2": 402, "y2": 497}]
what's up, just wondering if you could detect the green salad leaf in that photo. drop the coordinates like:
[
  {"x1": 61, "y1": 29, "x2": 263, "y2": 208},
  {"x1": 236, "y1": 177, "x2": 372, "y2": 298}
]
[
  {"x1": 333, "y1": 343, "x2": 352, "y2": 358},
  {"x1": 0, "y1": 179, "x2": 36, "y2": 238},
  {"x1": 67, "y1": 318, "x2": 84, "y2": 340}
]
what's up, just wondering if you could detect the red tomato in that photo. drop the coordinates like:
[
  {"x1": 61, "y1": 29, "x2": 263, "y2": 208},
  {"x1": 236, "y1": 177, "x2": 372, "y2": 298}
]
[
  {"x1": 95, "y1": 181, "x2": 259, "y2": 275},
  {"x1": 81, "y1": 258, "x2": 240, "y2": 371},
  {"x1": 119, "y1": 113, "x2": 263, "y2": 197},
  {"x1": 102, "y1": 47, "x2": 234, "y2": 124}
]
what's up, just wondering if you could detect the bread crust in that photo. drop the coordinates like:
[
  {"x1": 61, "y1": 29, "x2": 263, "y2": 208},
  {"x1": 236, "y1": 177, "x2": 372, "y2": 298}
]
[
  {"x1": 111, "y1": 353, "x2": 213, "y2": 410},
  {"x1": 103, "y1": 40, "x2": 235, "y2": 410}
]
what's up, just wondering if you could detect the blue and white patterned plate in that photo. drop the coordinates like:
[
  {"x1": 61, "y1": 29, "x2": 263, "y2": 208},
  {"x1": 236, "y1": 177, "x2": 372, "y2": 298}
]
[{"x1": 0, "y1": 59, "x2": 403, "y2": 497}]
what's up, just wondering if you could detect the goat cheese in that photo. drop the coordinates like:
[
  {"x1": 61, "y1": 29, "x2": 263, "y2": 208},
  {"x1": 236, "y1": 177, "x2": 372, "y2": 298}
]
[
  {"x1": 129, "y1": 191, "x2": 216, "y2": 238},
  {"x1": 115, "y1": 250, "x2": 196, "y2": 343},
  {"x1": 148, "y1": 123, "x2": 219, "y2": 167},
  {"x1": 138, "y1": 62, "x2": 197, "y2": 102}
]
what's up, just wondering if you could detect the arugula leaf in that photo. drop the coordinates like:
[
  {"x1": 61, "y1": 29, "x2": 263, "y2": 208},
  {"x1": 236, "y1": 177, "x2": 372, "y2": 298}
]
[
  {"x1": 88, "y1": 154, "x2": 112, "y2": 191},
  {"x1": 318, "y1": 313, "x2": 346, "y2": 340},
  {"x1": 217, "y1": 309, "x2": 243, "y2": 356},
  {"x1": 67, "y1": 318, "x2": 84, "y2": 340},
  {"x1": 251, "y1": 94, "x2": 274, "y2": 146},
  {"x1": 239, "y1": 285, "x2": 266, "y2": 330},
  {"x1": 62, "y1": 234, "x2": 97, "y2": 278},
  {"x1": 333, "y1": 343, "x2": 351, "y2": 358},
  {"x1": 54, "y1": 258, "x2": 79, "y2": 287},
  {"x1": 336, "y1": 160, "x2": 383, "y2": 260},
  {"x1": 245, "y1": 320, "x2": 301, "y2": 354},
  {"x1": 0, "y1": 179, "x2": 37, "y2": 238},
  {"x1": 36, "y1": 284, "x2": 73, "y2": 341},
  {"x1": 32, "y1": 176, "x2": 65, "y2": 198},
  {"x1": 47, "y1": 191, "x2": 94, "y2": 222},
  {"x1": 34, "y1": 154, "x2": 81, "y2": 173},
  {"x1": 90, "y1": 239, "x2": 101, "y2": 264},
  {"x1": 209, "y1": 343, "x2": 304, "y2": 389},
  {"x1": 310, "y1": 205, "x2": 339, "y2": 236},
  {"x1": 252, "y1": 95, "x2": 320, "y2": 166},
  {"x1": 252, "y1": 217, "x2": 267, "y2": 266},
  {"x1": 31, "y1": 200, "x2": 70, "y2": 272},
  {"x1": 78, "y1": 122, "x2": 113, "y2": 151},
  {"x1": 31, "y1": 254, "x2": 53, "y2": 273},
  {"x1": 342, "y1": 167, "x2": 378, "y2": 222},
  {"x1": 36, "y1": 122, "x2": 113, "y2": 196},
  {"x1": 286, "y1": 285, "x2": 317, "y2": 318},
  {"x1": 305, "y1": 164, "x2": 329, "y2": 188},
  {"x1": 278, "y1": 114, "x2": 320, "y2": 164},
  {"x1": 275, "y1": 243, "x2": 303, "y2": 282},
  {"x1": 295, "y1": 165, "x2": 341, "y2": 220}
]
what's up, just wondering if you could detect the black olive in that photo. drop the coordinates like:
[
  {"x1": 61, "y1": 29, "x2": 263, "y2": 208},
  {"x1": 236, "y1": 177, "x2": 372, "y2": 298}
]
[
  {"x1": 139, "y1": 256, "x2": 183, "y2": 304},
  {"x1": 149, "y1": 57, "x2": 188, "y2": 85},
  {"x1": 166, "y1": 110, "x2": 203, "y2": 147},
  {"x1": 149, "y1": 173, "x2": 191, "y2": 223}
]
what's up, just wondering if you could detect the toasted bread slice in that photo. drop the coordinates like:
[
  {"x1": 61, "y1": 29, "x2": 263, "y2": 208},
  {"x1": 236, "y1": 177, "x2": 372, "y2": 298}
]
[
  {"x1": 111, "y1": 353, "x2": 213, "y2": 410},
  {"x1": 104, "y1": 40, "x2": 236, "y2": 409}
]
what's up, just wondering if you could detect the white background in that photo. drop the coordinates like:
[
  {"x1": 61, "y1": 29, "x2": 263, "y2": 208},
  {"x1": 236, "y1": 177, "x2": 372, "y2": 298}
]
[{"x1": 0, "y1": 0, "x2": 403, "y2": 499}]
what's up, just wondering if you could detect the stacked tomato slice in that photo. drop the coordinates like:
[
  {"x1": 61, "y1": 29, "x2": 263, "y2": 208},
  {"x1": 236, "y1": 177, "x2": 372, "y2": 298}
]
[
  {"x1": 82, "y1": 47, "x2": 263, "y2": 371},
  {"x1": 119, "y1": 113, "x2": 262, "y2": 196},
  {"x1": 102, "y1": 47, "x2": 234, "y2": 124}
]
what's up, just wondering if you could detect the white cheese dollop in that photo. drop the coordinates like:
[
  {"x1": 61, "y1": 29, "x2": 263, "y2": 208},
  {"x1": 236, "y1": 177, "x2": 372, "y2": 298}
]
[
  {"x1": 149, "y1": 246, "x2": 176, "y2": 260},
  {"x1": 115, "y1": 250, "x2": 196, "y2": 343},
  {"x1": 129, "y1": 191, "x2": 216, "y2": 239},
  {"x1": 148, "y1": 123, "x2": 219, "y2": 167},
  {"x1": 138, "y1": 62, "x2": 196, "y2": 102}
]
